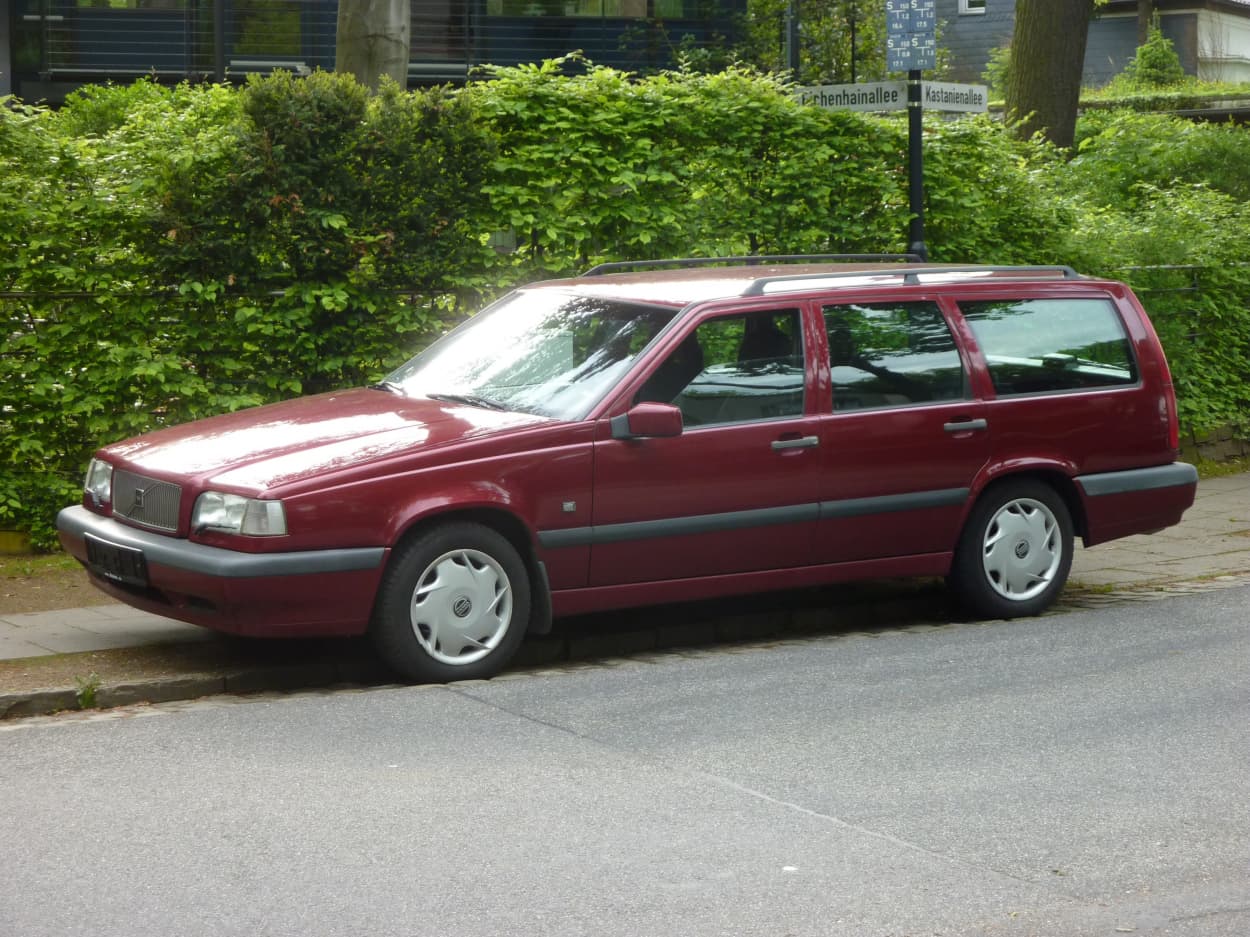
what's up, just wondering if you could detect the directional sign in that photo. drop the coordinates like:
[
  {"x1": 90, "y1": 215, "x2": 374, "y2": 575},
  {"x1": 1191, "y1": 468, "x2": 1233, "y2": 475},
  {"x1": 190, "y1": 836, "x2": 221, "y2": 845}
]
[
  {"x1": 797, "y1": 82, "x2": 988, "y2": 114},
  {"x1": 886, "y1": 1, "x2": 911, "y2": 34},
  {"x1": 886, "y1": 0, "x2": 937, "y2": 72},
  {"x1": 888, "y1": 33, "x2": 937, "y2": 72},
  {"x1": 794, "y1": 82, "x2": 908, "y2": 113},
  {"x1": 922, "y1": 81, "x2": 989, "y2": 113}
]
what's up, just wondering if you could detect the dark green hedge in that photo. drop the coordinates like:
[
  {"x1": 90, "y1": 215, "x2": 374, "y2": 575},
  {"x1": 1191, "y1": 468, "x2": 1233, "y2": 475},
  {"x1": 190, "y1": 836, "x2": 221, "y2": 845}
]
[{"x1": 2, "y1": 65, "x2": 1247, "y2": 547}]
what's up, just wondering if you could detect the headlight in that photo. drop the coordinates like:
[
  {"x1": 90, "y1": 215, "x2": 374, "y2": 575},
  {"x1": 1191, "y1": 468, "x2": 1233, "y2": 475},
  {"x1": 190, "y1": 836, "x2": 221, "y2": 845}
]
[
  {"x1": 84, "y1": 458, "x2": 113, "y2": 507},
  {"x1": 192, "y1": 492, "x2": 287, "y2": 536}
]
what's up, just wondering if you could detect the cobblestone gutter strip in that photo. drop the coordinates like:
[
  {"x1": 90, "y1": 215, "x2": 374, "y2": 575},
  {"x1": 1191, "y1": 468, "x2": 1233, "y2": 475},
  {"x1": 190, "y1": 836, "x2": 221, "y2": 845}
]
[{"x1": 3, "y1": 571, "x2": 1249, "y2": 723}]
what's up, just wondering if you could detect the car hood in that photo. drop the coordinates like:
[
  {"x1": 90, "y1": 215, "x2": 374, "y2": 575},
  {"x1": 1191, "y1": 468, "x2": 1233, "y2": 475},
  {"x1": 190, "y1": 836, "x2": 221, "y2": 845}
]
[{"x1": 102, "y1": 388, "x2": 551, "y2": 492}]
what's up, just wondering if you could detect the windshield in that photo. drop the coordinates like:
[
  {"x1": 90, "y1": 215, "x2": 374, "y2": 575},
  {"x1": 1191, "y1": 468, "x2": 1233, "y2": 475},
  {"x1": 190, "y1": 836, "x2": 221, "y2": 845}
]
[{"x1": 383, "y1": 290, "x2": 678, "y2": 420}]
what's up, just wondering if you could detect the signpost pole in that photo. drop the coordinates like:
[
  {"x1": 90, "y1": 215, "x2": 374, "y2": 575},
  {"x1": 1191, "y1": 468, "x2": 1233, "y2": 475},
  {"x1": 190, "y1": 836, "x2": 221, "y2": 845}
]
[
  {"x1": 785, "y1": 1, "x2": 800, "y2": 75},
  {"x1": 907, "y1": 69, "x2": 926, "y2": 260}
]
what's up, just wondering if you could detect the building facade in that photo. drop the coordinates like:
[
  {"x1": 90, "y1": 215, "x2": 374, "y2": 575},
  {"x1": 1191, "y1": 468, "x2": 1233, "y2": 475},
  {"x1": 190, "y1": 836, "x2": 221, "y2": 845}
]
[
  {"x1": 938, "y1": 0, "x2": 1250, "y2": 87},
  {"x1": 2, "y1": 0, "x2": 743, "y2": 102}
]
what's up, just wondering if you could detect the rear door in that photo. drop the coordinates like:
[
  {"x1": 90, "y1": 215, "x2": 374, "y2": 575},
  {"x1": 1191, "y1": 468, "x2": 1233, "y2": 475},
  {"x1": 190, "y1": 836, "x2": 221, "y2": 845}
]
[
  {"x1": 588, "y1": 304, "x2": 822, "y2": 586},
  {"x1": 816, "y1": 296, "x2": 989, "y2": 564}
]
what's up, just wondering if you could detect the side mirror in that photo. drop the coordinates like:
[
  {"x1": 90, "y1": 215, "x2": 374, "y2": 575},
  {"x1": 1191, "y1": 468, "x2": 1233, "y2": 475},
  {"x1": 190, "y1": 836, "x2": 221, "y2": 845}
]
[{"x1": 610, "y1": 402, "x2": 684, "y2": 440}]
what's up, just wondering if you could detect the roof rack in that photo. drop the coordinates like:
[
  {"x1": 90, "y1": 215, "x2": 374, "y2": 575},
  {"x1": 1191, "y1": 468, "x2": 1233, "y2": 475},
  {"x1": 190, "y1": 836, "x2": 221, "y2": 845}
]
[
  {"x1": 740, "y1": 264, "x2": 1083, "y2": 296},
  {"x1": 580, "y1": 253, "x2": 924, "y2": 277}
]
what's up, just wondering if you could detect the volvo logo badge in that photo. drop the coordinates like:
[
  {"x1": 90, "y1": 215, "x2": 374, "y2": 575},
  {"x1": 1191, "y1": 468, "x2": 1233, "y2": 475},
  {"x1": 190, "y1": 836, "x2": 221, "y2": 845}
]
[{"x1": 127, "y1": 487, "x2": 147, "y2": 517}]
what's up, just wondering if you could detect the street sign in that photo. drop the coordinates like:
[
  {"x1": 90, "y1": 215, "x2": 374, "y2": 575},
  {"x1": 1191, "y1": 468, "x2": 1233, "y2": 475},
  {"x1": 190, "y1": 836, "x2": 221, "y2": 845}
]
[
  {"x1": 921, "y1": 81, "x2": 989, "y2": 113},
  {"x1": 794, "y1": 82, "x2": 908, "y2": 113},
  {"x1": 885, "y1": 0, "x2": 937, "y2": 72},
  {"x1": 888, "y1": 34, "x2": 936, "y2": 72},
  {"x1": 797, "y1": 82, "x2": 988, "y2": 115}
]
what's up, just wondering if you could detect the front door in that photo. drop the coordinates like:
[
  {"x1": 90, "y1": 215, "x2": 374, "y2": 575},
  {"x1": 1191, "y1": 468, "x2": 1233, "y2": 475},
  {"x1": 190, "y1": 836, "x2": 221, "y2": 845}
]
[{"x1": 589, "y1": 306, "x2": 822, "y2": 587}]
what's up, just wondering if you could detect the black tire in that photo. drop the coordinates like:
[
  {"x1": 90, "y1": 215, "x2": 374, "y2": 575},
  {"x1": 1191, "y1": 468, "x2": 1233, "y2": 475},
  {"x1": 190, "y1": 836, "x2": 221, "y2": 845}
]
[
  {"x1": 370, "y1": 522, "x2": 531, "y2": 683},
  {"x1": 949, "y1": 479, "x2": 1074, "y2": 620}
]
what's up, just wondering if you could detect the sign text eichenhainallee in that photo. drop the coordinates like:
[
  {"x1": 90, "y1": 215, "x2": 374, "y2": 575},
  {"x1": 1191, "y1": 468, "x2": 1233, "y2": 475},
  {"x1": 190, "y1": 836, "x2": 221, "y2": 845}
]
[{"x1": 795, "y1": 82, "x2": 988, "y2": 114}]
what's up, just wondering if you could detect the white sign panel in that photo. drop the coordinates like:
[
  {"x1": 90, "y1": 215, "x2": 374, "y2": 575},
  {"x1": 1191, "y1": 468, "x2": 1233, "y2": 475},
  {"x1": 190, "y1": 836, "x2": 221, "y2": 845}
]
[
  {"x1": 797, "y1": 82, "x2": 989, "y2": 114},
  {"x1": 794, "y1": 82, "x2": 908, "y2": 112},
  {"x1": 922, "y1": 81, "x2": 989, "y2": 113}
]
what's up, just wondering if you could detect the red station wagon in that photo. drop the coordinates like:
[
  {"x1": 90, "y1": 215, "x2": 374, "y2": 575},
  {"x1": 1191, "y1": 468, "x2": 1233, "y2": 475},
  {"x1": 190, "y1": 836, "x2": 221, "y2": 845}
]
[{"x1": 58, "y1": 260, "x2": 1200, "y2": 681}]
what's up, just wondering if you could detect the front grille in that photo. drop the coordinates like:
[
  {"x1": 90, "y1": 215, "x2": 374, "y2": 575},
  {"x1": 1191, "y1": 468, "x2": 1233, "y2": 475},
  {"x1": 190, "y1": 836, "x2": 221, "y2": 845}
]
[{"x1": 112, "y1": 470, "x2": 182, "y2": 532}]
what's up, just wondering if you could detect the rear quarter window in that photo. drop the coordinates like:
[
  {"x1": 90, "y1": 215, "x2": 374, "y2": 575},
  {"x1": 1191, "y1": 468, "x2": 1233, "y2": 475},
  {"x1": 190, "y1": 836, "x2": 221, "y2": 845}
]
[{"x1": 958, "y1": 297, "x2": 1138, "y2": 396}]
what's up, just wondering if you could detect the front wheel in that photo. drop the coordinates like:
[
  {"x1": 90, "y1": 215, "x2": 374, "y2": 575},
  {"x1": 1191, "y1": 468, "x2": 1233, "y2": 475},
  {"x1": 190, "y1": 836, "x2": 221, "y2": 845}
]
[
  {"x1": 371, "y1": 522, "x2": 531, "y2": 683},
  {"x1": 949, "y1": 480, "x2": 1073, "y2": 620}
]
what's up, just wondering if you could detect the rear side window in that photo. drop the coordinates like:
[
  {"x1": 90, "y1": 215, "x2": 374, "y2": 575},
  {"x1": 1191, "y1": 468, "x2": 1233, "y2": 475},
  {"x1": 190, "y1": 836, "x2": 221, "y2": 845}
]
[
  {"x1": 960, "y1": 298, "x2": 1138, "y2": 396},
  {"x1": 822, "y1": 301, "x2": 967, "y2": 411}
]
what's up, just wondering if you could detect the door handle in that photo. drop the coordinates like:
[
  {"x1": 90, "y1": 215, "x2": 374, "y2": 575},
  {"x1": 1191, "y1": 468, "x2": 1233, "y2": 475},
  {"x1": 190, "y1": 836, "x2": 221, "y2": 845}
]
[
  {"x1": 771, "y1": 435, "x2": 819, "y2": 451},
  {"x1": 943, "y1": 418, "x2": 988, "y2": 433}
]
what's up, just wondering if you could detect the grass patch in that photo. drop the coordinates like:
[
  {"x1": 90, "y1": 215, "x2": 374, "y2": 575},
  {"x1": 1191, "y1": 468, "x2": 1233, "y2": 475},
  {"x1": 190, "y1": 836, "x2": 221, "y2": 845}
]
[
  {"x1": 0, "y1": 553, "x2": 80, "y2": 579},
  {"x1": 1194, "y1": 456, "x2": 1248, "y2": 479}
]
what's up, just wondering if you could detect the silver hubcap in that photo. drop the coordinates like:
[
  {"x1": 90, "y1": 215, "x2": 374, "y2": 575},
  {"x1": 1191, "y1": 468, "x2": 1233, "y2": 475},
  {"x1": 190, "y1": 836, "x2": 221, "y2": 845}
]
[
  {"x1": 981, "y1": 497, "x2": 1062, "y2": 601},
  {"x1": 410, "y1": 549, "x2": 512, "y2": 666}
]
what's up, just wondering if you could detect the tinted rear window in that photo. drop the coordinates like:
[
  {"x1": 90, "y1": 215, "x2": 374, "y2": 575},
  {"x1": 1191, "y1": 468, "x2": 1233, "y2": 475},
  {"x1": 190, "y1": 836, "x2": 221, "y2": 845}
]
[{"x1": 959, "y1": 298, "x2": 1138, "y2": 396}]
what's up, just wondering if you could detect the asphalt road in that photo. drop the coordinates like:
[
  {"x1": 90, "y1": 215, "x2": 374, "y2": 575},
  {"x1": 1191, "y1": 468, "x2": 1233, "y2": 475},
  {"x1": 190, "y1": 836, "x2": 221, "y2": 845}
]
[{"x1": 1, "y1": 585, "x2": 1247, "y2": 937}]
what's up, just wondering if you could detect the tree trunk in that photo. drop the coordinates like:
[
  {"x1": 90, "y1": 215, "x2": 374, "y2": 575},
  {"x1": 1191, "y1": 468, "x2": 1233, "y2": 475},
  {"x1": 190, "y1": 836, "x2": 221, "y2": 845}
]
[
  {"x1": 1137, "y1": 0, "x2": 1154, "y2": 45},
  {"x1": 336, "y1": 0, "x2": 411, "y2": 92},
  {"x1": 1005, "y1": 0, "x2": 1095, "y2": 149}
]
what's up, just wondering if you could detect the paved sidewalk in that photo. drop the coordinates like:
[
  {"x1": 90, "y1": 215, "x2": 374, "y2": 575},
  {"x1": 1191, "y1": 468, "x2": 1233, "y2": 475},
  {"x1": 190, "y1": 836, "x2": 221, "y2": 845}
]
[{"x1": 1, "y1": 471, "x2": 1247, "y2": 717}]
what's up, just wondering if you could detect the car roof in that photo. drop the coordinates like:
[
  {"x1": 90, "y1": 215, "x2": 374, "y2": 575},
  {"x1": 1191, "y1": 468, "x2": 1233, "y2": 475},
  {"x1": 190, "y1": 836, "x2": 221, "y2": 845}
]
[{"x1": 527, "y1": 261, "x2": 1088, "y2": 307}]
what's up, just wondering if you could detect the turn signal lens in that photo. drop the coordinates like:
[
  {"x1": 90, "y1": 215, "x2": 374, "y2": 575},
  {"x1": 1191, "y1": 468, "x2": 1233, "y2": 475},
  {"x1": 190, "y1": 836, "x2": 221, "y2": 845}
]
[{"x1": 84, "y1": 459, "x2": 114, "y2": 508}]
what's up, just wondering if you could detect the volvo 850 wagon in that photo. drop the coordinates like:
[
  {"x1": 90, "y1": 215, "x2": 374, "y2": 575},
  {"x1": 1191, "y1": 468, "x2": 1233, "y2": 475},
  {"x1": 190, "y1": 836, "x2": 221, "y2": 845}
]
[{"x1": 58, "y1": 260, "x2": 1199, "y2": 681}]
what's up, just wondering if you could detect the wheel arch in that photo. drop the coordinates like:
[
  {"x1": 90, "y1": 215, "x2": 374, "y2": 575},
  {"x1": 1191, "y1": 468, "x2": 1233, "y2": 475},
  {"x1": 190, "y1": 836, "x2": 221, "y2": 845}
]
[
  {"x1": 972, "y1": 466, "x2": 1088, "y2": 542},
  {"x1": 384, "y1": 505, "x2": 554, "y2": 636}
]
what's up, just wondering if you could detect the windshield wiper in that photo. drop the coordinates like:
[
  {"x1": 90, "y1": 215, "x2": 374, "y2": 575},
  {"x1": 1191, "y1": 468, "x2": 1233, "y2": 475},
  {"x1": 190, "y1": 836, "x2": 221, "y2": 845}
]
[
  {"x1": 371, "y1": 380, "x2": 405, "y2": 395},
  {"x1": 428, "y1": 392, "x2": 510, "y2": 411}
]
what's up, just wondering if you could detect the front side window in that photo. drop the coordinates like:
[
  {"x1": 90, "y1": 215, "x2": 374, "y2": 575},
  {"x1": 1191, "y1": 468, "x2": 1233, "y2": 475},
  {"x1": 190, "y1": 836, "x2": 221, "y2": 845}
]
[
  {"x1": 959, "y1": 297, "x2": 1138, "y2": 396},
  {"x1": 385, "y1": 290, "x2": 676, "y2": 419},
  {"x1": 823, "y1": 301, "x2": 967, "y2": 411},
  {"x1": 635, "y1": 309, "x2": 805, "y2": 426}
]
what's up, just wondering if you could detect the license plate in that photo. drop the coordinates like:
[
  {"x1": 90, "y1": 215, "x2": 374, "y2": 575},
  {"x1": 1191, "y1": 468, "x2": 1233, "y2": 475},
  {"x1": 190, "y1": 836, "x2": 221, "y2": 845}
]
[{"x1": 84, "y1": 534, "x2": 149, "y2": 587}]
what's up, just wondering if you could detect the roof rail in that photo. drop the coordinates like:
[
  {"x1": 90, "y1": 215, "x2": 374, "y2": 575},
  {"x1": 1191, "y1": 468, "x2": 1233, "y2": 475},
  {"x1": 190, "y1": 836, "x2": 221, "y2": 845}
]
[
  {"x1": 580, "y1": 253, "x2": 924, "y2": 277},
  {"x1": 740, "y1": 264, "x2": 1083, "y2": 296}
]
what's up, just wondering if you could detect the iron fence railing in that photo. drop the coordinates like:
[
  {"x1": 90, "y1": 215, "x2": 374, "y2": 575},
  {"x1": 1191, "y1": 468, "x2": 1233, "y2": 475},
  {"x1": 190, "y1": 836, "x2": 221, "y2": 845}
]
[{"x1": 12, "y1": 0, "x2": 735, "y2": 85}]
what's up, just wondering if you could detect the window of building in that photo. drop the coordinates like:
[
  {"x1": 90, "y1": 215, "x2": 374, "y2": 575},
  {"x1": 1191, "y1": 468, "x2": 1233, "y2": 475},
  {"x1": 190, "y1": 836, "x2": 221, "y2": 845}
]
[
  {"x1": 823, "y1": 301, "x2": 967, "y2": 411},
  {"x1": 959, "y1": 0, "x2": 986, "y2": 14},
  {"x1": 74, "y1": 0, "x2": 186, "y2": 8},
  {"x1": 959, "y1": 298, "x2": 1138, "y2": 396},
  {"x1": 487, "y1": 0, "x2": 659, "y2": 16}
]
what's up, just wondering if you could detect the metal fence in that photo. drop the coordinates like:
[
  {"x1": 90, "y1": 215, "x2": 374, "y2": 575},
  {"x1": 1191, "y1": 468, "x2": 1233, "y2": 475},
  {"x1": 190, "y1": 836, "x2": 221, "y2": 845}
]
[{"x1": 11, "y1": 0, "x2": 737, "y2": 86}]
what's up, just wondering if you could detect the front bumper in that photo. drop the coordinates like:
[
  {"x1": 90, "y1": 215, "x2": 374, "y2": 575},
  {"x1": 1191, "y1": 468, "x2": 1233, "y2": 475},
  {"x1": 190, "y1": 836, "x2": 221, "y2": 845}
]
[{"x1": 57, "y1": 506, "x2": 388, "y2": 637}]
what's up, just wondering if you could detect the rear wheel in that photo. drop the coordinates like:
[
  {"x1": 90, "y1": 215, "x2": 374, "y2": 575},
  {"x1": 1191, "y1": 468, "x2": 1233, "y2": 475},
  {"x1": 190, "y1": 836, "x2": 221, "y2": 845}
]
[
  {"x1": 950, "y1": 480, "x2": 1073, "y2": 619},
  {"x1": 371, "y1": 522, "x2": 531, "y2": 683}
]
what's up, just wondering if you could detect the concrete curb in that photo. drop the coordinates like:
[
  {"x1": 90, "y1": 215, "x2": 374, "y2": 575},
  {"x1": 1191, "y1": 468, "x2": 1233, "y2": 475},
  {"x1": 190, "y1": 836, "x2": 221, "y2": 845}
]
[
  {"x1": 0, "y1": 581, "x2": 945, "y2": 720},
  {"x1": 5, "y1": 571, "x2": 1249, "y2": 721}
]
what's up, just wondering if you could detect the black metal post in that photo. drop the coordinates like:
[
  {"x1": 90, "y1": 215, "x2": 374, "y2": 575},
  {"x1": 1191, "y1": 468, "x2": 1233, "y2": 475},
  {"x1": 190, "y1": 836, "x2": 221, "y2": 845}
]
[
  {"x1": 213, "y1": 0, "x2": 226, "y2": 82},
  {"x1": 785, "y1": 1, "x2": 800, "y2": 75},
  {"x1": 850, "y1": 0, "x2": 857, "y2": 83},
  {"x1": 907, "y1": 68, "x2": 927, "y2": 260}
]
